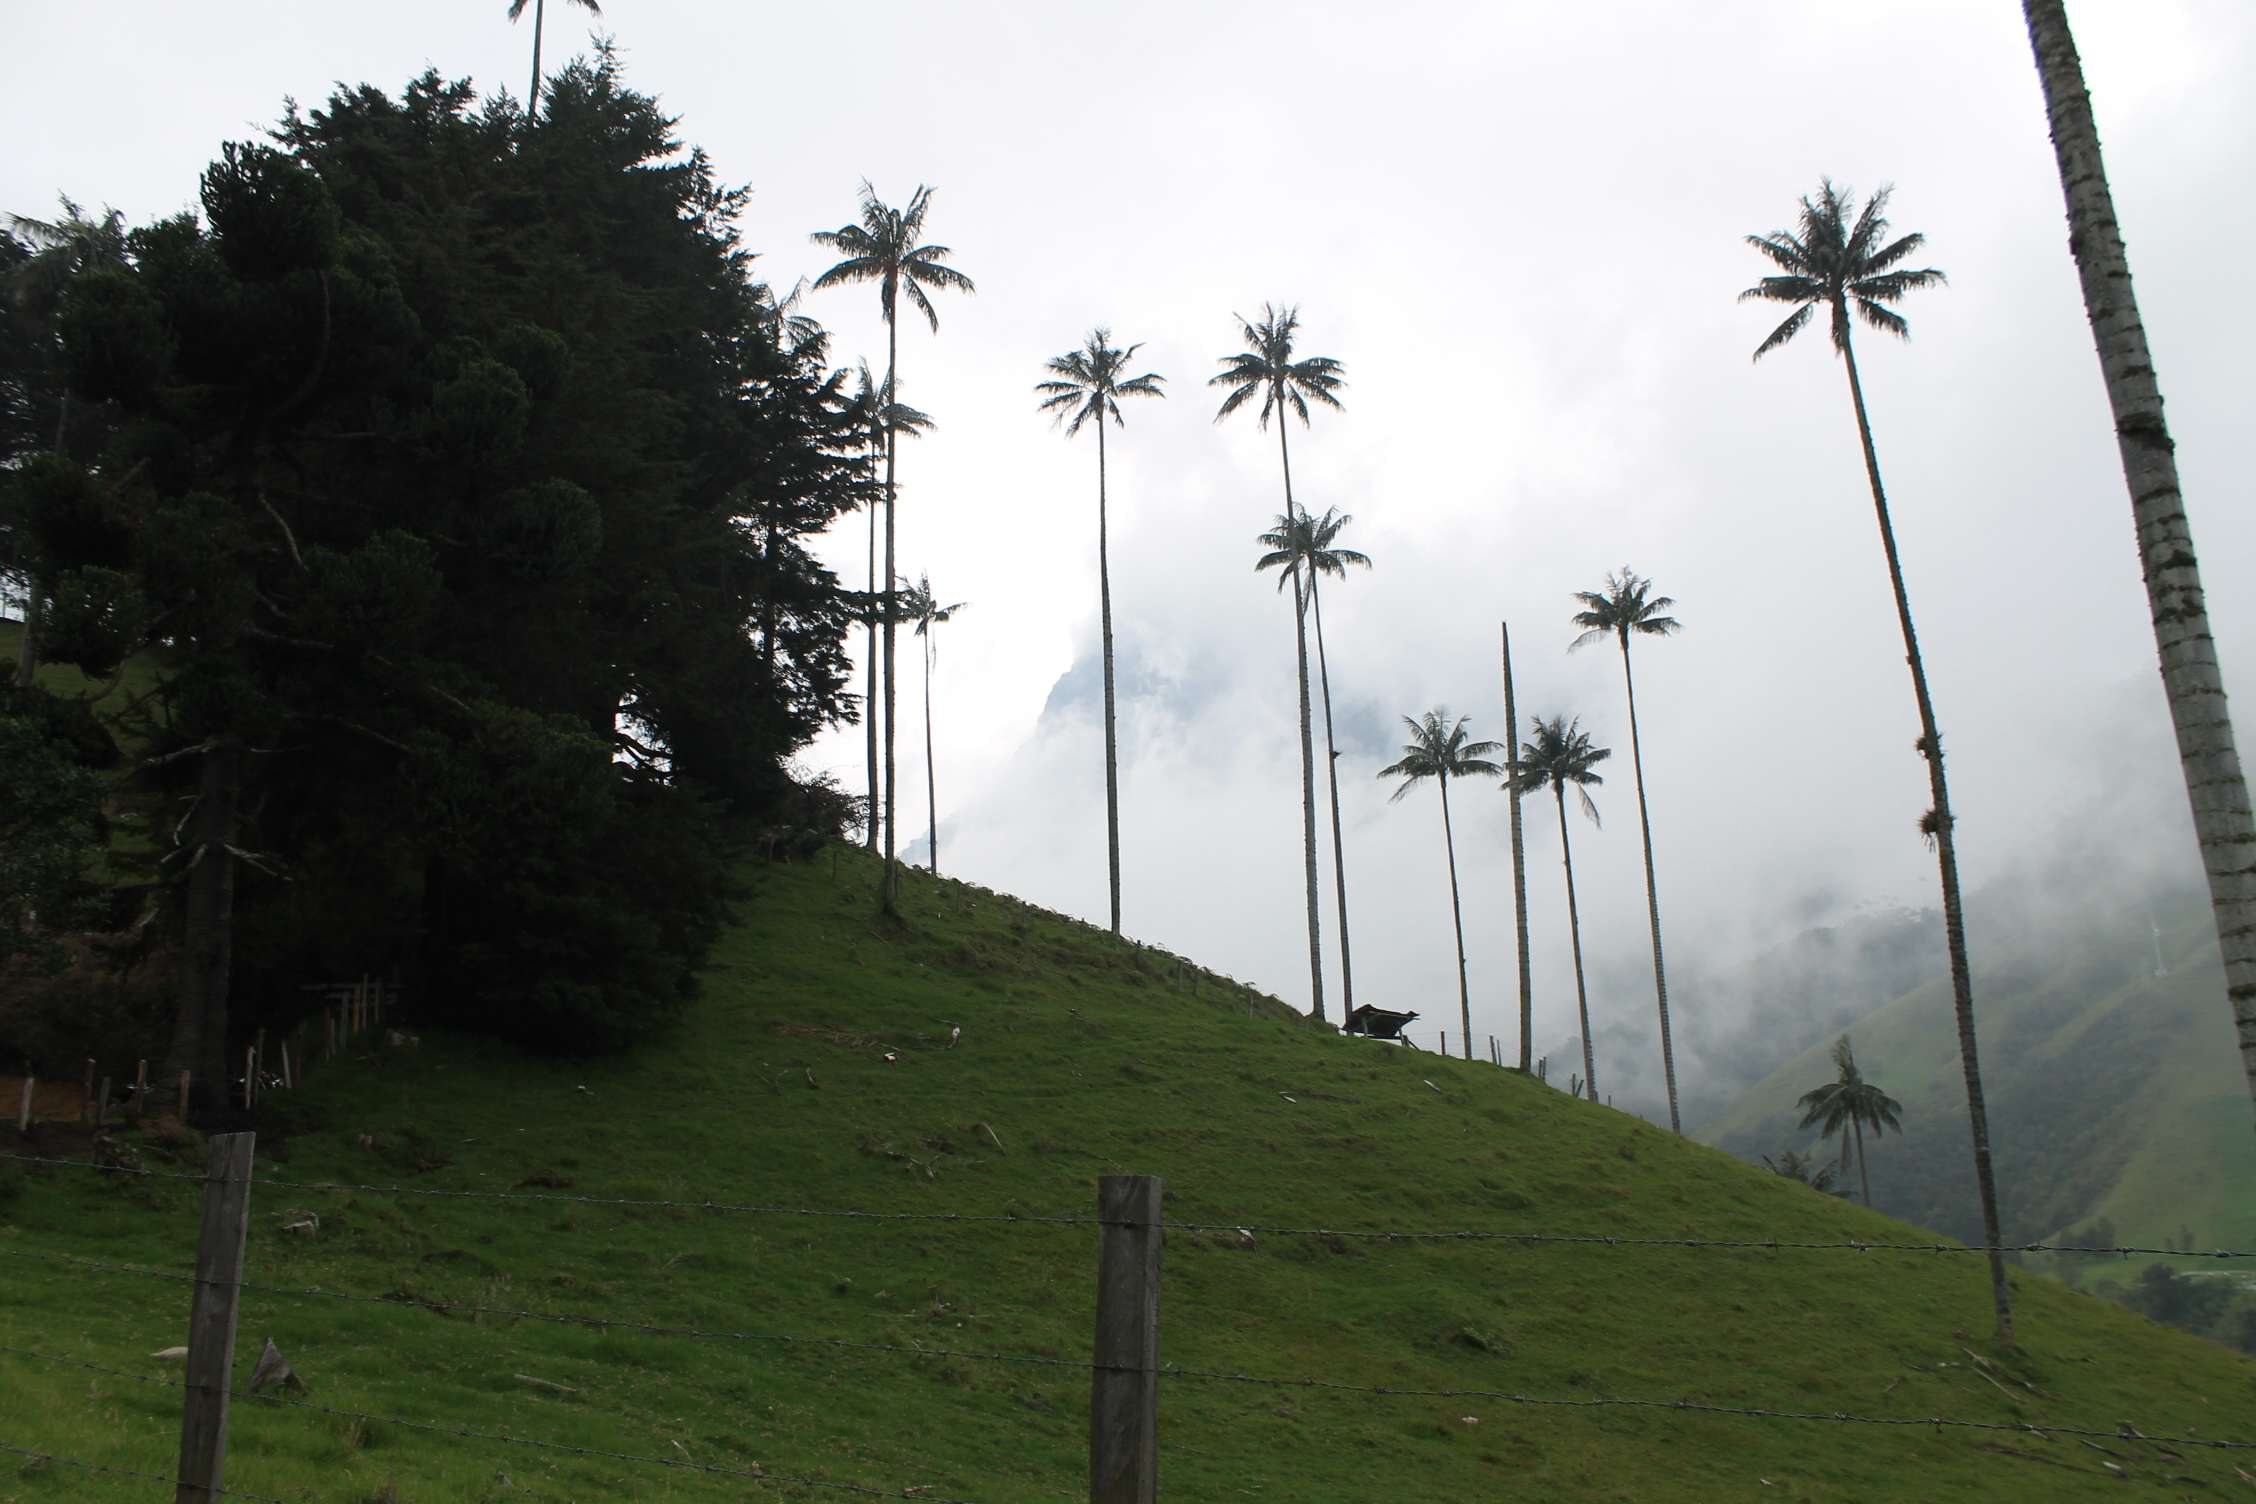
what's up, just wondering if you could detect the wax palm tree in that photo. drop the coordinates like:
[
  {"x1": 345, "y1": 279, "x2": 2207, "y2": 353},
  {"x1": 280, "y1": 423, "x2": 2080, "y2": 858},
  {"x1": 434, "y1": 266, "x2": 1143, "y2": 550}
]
[
  {"x1": 842, "y1": 362, "x2": 934, "y2": 853},
  {"x1": 1795, "y1": 1036, "x2": 1905, "y2": 1208},
  {"x1": 1513, "y1": 715, "x2": 1610, "y2": 1099},
  {"x1": 1260, "y1": 508, "x2": 1372, "y2": 1012},
  {"x1": 1742, "y1": 179, "x2": 2011, "y2": 1341},
  {"x1": 505, "y1": 0, "x2": 602, "y2": 121},
  {"x1": 1379, "y1": 711, "x2": 1503, "y2": 1060},
  {"x1": 1500, "y1": 623, "x2": 1533, "y2": 1071},
  {"x1": 1035, "y1": 328, "x2": 1165, "y2": 936},
  {"x1": 908, "y1": 574, "x2": 967, "y2": 877},
  {"x1": 812, "y1": 184, "x2": 974, "y2": 913},
  {"x1": 1570, "y1": 567, "x2": 1684, "y2": 1135},
  {"x1": 1214, "y1": 305, "x2": 1344, "y2": 1021},
  {"x1": 2023, "y1": 1, "x2": 2256, "y2": 1127}
]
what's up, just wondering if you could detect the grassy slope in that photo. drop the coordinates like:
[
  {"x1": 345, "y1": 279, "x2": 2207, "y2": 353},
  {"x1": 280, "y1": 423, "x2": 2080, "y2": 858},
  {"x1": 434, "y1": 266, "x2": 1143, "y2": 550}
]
[
  {"x1": 3, "y1": 848, "x2": 2253, "y2": 1503},
  {"x1": 1700, "y1": 904, "x2": 2256, "y2": 1270}
]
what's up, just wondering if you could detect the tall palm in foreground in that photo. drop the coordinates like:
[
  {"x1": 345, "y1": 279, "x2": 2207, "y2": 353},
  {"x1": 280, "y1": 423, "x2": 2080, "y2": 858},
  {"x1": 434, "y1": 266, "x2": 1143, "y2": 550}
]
[
  {"x1": 812, "y1": 184, "x2": 974, "y2": 913},
  {"x1": 1035, "y1": 328, "x2": 1166, "y2": 936},
  {"x1": 909, "y1": 574, "x2": 966, "y2": 877},
  {"x1": 1260, "y1": 508, "x2": 1373, "y2": 1012},
  {"x1": 1514, "y1": 715, "x2": 1610, "y2": 1099},
  {"x1": 1571, "y1": 568, "x2": 1685, "y2": 1135},
  {"x1": 1500, "y1": 623, "x2": 1534, "y2": 1071},
  {"x1": 505, "y1": 0, "x2": 602, "y2": 121},
  {"x1": 2023, "y1": 0, "x2": 2256, "y2": 1126},
  {"x1": 1379, "y1": 711, "x2": 1503, "y2": 1059},
  {"x1": 1213, "y1": 305, "x2": 1345, "y2": 1021},
  {"x1": 1742, "y1": 179, "x2": 2011, "y2": 1341},
  {"x1": 843, "y1": 362, "x2": 934, "y2": 852},
  {"x1": 1796, "y1": 1036, "x2": 1904, "y2": 1208}
]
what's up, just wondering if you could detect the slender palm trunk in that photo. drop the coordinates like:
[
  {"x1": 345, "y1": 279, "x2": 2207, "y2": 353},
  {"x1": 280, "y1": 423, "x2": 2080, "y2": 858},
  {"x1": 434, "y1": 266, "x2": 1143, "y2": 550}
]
[
  {"x1": 880, "y1": 317, "x2": 901, "y2": 914},
  {"x1": 1437, "y1": 773, "x2": 1472, "y2": 1059},
  {"x1": 1616, "y1": 635, "x2": 1681, "y2": 1134},
  {"x1": 1097, "y1": 421, "x2": 1122, "y2": 935},
  {"x1": 1555, "y1": 784, "x2": 1596, "y2": 1100},
  {"x1": 2024, "y1": 0, "x2": 2256, "y2": 1126},
  {"x1": 1837, "y1": 322, "x2": 2011, "y2": 1342},
  {"x1": 1852, "y1": 1116, "x2": 1871, "y2": 1207},
  {"x1": 527, "y1": 0, "x2": 546, "y2": 119},
  {"x1": 1502, "y1": 623, "x2": 1531, "y2": 1071},
  {"x1": 864, "y1": 460, "x2": 880, "y2": 851},
  {"x1": 1276, "y1": 420, "x2": 1324, "y2": 1023},
  {"x1": 924, "y1": 632, "x2": 940, "y2": 874},
  {"x1": 1309, "y1": 574, "x2": 1354, "y2": 1012},
  {"x1": 166, "y1": 739, "x2": 243, "y2": 1121}
]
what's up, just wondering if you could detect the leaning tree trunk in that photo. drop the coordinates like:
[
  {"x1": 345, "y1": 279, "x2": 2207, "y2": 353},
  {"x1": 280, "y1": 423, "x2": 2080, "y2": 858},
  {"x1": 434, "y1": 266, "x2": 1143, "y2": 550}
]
[
  {"x1": 526, "y1": 0, "x2": 546, "y2": 119},
  {"x1": 1438, "y1": 773, "x2": 1472, "y2": 1059},
  {"x1": 1617, "y1": 634, "x2": 1682, "y2": 1134},
  {"x1": 1097, "y1": 420, "x2": 1123, "y2": 935},
  {"x1": 1556, "y1": 785, "x2": 1597, "y2": 1100},
  {"x1": 165, "y1": 739, "x2": 243, "y2": 1121},
  {"x1": 1853, "y1": 1116, "x2": 1871, "y2": 1208},
  {"x1": 1837, "y1": 320, "x2": 2013, "y2": 1343},
  {"x1": 865, "y1": 448, "x2": 880, "y2": 852},
  {"x1": 1309, "y1": 574, "x2": 1355, "y2": 1012},
  {"x1": 880, "y1": 318, "x2": 902, "y2": 915},
  {"x1": 924, "y1": 633, "x2": 939, "y2": 874},
  {"x1": 1502, "y1": 623, "x2": 1532, "y2": 1071},
  {"x1": 2025, "y1": 0, "x2": 2256, "y2": 1126},
  {"x1": 1276, "y1": 422, "x2": 1325, "y2": 1023}
]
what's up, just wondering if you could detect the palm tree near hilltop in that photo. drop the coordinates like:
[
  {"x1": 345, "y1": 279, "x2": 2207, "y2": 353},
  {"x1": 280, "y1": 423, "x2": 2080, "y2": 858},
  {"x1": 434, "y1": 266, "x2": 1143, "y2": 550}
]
[
  {"x1": 843, "y1": 362, "x2": 933, "y2": 852},
  {"x1": 813, "y1": 183, "x2": 974, "y2": 913},
  {"x1": 505, "y1": 0, "x2": 603, "y2": 120},
  {"x1": 1379, "y1": 711, "x2": 1503, "y2": 1060},
  {"x1": 1036, "y1": 328, "x2": 1166, "y2": 935},
  {"x1": 1513, "y1": 715, "x2": 1609, "y2": 1099},
  {"x1": 909, "y1": 574, "x2": 966, "y2": 876},
  {"x1": 1570, "y1": 567, "x2": 1684, "y2": 1134},
  {"x1": 1741, "y1": 177, "x2": 2010, "y2": 1340},
  {"x1": 1796, "y1": 1036, "x2": 1904, "y2": 1208}
]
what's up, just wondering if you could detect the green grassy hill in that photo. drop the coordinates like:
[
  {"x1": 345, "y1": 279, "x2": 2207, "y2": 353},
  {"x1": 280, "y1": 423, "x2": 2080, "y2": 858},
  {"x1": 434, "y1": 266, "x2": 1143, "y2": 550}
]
[
  {"x1": 1699, "y1": 903, "x2": 2256, "y2": 1272},
  {"x1": 4, "y1": 849, "x2": 2253, "y2": 1502}
]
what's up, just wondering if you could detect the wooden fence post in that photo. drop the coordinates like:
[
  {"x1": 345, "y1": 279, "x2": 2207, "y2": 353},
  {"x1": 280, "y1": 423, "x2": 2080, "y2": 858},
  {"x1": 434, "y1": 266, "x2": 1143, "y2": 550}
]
[
  {"x1": 1091, "y1": 1173, "x2": 1163, "y2": 1503},
  {"x1": 178, "y1": 1070, "x2": 191, "y2": 1119},
  {"x1": 134, "y1": 1060, "x2": 149, "y2": 1118},
  {"x1": 176, "y1": 1131, "x2": 255, "y2": 1503},
  {"x1": 15, "y1": 1075, "x2": 32, "y2": 1134}
]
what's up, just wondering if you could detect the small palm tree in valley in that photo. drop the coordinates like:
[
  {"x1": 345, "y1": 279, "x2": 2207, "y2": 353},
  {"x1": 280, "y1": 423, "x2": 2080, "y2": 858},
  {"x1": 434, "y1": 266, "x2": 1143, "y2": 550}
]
[
  {"x1": 1213, "y1": 305, "x2": 1344, "y2": 1021},
  {"x1": 1795, "y1": 1036, "x2": 1904, "y2": 1208},
  {"x1": 813, "y1": 184, "x2": 974, "y2": 914},
  {"x1": 1571, "y1": 567, "x2": 1684, "y2": 1134},
  {"x1": 843, "y1": 362, "x2": 933, "y2": 853},
  {"x1": 909, "y1": 574, "x2": 966, "y2": 877},
  {"x1": 505, "y1": 0, "x2": 602, "y2": 120},
  {"x1": 1378, "y1": 711, "x2": 1503, "y2": 1059},
  {"x1": 1513, "y1": 715, "x2": 1610, "y2": 1099},
  {"x1": 1035, "y1": 328, "x2": 1165, "y2": 936},
  {"x1": 1742, "y1": 178, "x2": 2012, "y2": 1340}
]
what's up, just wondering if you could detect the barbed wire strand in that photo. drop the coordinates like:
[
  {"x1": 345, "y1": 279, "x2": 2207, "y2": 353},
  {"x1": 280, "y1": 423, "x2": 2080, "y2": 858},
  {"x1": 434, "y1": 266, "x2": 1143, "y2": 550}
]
[
  {"x1": 7, "y1": 1153, "x2": 2246, "y2": 1260},
  {"x1": 0, "y1": 1436, "x2": 302, "y2": 1502},
  {"x1": 0, "y1": 1346, "x2": 979, "y2": 1504}
]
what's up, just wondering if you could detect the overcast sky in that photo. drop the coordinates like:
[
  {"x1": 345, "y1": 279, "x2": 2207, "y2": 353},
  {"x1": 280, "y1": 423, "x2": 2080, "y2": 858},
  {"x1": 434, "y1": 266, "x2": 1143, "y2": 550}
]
[{"x1": 9, "y1": 1, "x2": 2252, "y2": 1106}]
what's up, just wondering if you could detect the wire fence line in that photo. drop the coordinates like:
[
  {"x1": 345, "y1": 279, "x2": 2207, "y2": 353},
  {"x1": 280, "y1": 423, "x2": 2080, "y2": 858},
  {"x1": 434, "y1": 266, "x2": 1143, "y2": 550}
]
[
  {"x1": 0, "y1": 1346, "x2": 982, "y2": 1504},
  {"x1": 8, "y1": 1151, "x2": 2248, "y2": 1261},
  {"x1": 0, "y1": 1437, "x2": 305, "y2": 1502}
]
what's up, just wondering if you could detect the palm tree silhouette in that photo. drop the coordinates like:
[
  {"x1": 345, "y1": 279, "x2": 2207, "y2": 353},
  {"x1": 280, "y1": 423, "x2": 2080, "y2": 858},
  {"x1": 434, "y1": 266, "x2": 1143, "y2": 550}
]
[
  {"x1": 908, "y1": 574, "x2": 967, "y2": 877},
  {"x1": 1379, "y1": 711, "x2": 1503, "y2": 1060},
  {"x1": 842, "y1": 362, "x2": 933, "y2": 853},
  {"x1": 1795, "y1": 1036, "x2": 1904, "y2": 1208},
  {"x1": 1036, "y1": 328, "x2": 1165, "y2": 936},
  {"x1": 813, "y1": 184, "x2": 974, "y2": 913},
  {"x1": 1742, "y1": 179, "x2": 2011, "y2": 1341},
  {"x1": 1513, "y1": 715, "x2": 1610, "y2": 1099},
  {"x1": 1214, "y1": 305, "x2": 1344, "y2": 1021},
  {"x1": 1570, "y1": 567, "x2": 1684, "y2": 1134},
  {"x1": 1260, "y1": 508, "x2": 1372, "y2": 1012},
  {"x1": 505, "y1": 0, "x2": 602, "y2": 121}
]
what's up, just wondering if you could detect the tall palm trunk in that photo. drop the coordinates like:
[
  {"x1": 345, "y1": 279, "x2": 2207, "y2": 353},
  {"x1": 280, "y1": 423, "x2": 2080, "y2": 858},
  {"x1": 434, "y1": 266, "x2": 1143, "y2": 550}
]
[
  {"x1": 1308, "y1": 573, "x2": 1354, "y2": 1012},
  {"x1": 1096, "y1": 420, "x2": 1122, "y2": 935},
  {"x1": 2025, "y1": 0, "x2": 2256, "y2": 1126},
  {"x1": 880, "y1": 317, "x2": 901, "y2": 915},
  {"x1": 1436, "y1": 772, "x2": 1472, "y2": 1058},
  {"x1": 864, "y1": 456, "x2": 879, "y2": 852},
  {"x1": 1615, "y1": 632, "x2": 1681, "y2": 1134},
  {"x1": 1555, "y1": 784, "x2": 1596, "y2": 1100},
  {"x1": 923, "y1": 631, "x2": 939, "y2": 875},
  {"x1": 1275, "y1": 421, "x2": 1324, "y2": 1023},
  {"x1": 1501, "y1": 623, "x2": 1532, "y2": 1071},
  {"x1": 1852, "y1": 1116, "x2": 1871, "y2": 1207},
  {"x1": 166, "y1": 739, "x2": 243, "y2": 1120},
  {"x1": 526, "y1": 0, "x2": 546, "y2": 119},
  {"x1": 1837, "y1": 320, "x2": 2012, "y2": 1342}
]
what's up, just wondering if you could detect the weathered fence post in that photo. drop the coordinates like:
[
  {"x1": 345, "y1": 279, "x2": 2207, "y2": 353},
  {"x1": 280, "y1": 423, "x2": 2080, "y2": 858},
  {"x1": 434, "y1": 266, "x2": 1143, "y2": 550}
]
[
  {"x1": 15, "y1": 1075, "x2": 32, "y2": 1134},
  {"x1": 176, "y1": 1131, "x2": 255, "y2": 1503},
  {"x1": 1091, "y1": 1173, "x2": 1163, "y2": 1503}
]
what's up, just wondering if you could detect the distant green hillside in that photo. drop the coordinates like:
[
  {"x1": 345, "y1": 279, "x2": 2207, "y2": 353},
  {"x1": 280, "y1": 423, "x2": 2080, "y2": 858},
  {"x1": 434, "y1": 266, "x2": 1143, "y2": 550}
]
[
  {"x1": 1700, "y1": 903, "x2": 2256, "y2": 1265},
  {"x1": 3, "y1": 850, "x2": 2252, "y2": 1501}
]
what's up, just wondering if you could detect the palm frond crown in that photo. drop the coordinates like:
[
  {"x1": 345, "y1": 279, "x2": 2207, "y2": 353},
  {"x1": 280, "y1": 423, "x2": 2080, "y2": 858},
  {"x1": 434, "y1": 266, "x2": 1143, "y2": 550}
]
[
  {"x1": 1377, "y1": 710, "x2": 1504, "y2": 802},
  {"x1": 1252, "y1": 508, "x2": 1374, "y2": 594},
  {"x1": 1209, "y1": 302, "x2": 1345, "y2": 429},
  {"x1": 1511, "y1": 714, "x2": 1611, "y2": 825},
  {"x1": 1034, "y1": 326, "x2": 1166, "y2": 436},
  {"x1": 1738, "y1": 179, "x2": 1945, "y2": 361},
  {"x1": 810, "y1": 182, "x2": 975, "y2": 332},
  {"x1": 1569, "y1": 565, "x2": 1680, "y2": 651}
]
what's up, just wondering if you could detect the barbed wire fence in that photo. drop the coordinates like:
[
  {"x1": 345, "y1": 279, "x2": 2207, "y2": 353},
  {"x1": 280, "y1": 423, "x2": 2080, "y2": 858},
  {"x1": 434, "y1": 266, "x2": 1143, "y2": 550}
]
[{"x1": 3, "y1": 1147, "x2": 2252, "y2": 1501}]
